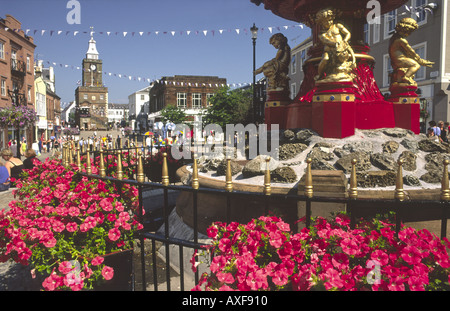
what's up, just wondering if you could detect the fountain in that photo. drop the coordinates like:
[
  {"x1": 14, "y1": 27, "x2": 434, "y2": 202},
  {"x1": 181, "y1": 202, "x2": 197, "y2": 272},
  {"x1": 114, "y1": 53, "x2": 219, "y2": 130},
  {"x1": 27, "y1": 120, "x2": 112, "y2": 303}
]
[
  {"x1": 251, "y1": 0, "x2": 428, "y2": 138},
  {"x1": 172, "y1": 0, "x2": 444, "y2": 235}
]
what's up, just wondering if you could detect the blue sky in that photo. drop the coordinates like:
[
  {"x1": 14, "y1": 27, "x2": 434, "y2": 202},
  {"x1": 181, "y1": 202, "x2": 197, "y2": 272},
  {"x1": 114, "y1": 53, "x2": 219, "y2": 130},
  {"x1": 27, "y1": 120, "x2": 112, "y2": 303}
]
[{"x1": 3, "y1": 0, "x2": 311, "y2": 105}]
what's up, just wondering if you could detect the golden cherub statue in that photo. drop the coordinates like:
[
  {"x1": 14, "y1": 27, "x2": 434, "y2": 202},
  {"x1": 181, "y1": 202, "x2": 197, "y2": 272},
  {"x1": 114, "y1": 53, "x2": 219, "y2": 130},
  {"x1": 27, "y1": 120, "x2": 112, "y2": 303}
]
[
  {"x1": 389, "y1": 17, "x2": 434, "y2": 86},
  {"x1": 254, "y1": 33, "x2": 291, "y2": 92},
  {"x1": 315, "y1": 9, "x2": 356, "y2": 83}
]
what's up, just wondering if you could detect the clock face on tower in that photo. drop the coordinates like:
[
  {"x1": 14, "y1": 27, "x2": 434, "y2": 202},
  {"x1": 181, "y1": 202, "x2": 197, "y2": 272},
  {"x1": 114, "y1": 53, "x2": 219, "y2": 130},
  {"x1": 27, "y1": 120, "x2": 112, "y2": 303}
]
[{"x1": 90, "y1": 64, "x2": 96, "y2": 71}]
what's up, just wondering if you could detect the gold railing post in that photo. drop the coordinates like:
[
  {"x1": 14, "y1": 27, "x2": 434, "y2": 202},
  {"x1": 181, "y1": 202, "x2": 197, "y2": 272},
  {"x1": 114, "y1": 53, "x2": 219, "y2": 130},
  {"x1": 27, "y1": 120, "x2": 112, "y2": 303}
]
[
  {"x1": 161, "y1": 152, "x2": 169, "y2": 186},
  {"x1": 99, "y1": 148, "x2": 106, "y2": 178},
  {"x1": 116, "y1": 150, "x2": 123, "y2": 180},
  {"x1": 395, "y1": 159, "x2": 405, "y2": 201},
  {"x1": 137, "y1": 151, "x2": 145, "y2": 183},
  {"x1": 304, "y1": 158, "x2": 313, "y2": 198},
  {"x1": 225, "y1": 158, "x2": 233, "y2": 192},
  {"x1": 349, "y1": 159, "x2": 358, "y2": 199},
  {"x1": 441, "y1": 159, "x2": 450, "y2": 201},
  {"x1": 192, "y1": 157, "x2": 199, "y2": 190},
  {"x1": 264, "y1": 157, "x2": 271, "y2": 196},
  {"x1": 62, "y1": 143, "x2": 66, "y2": 166},
  {"x1": 69, "y1": 143, "x2": 73, "y2": 165},
  {"x1": 76, "y1": 145, "x2": 81, "y2": 171},
  {"x1": 86, "y1": 150, "x2": 92, "y2": 175}
]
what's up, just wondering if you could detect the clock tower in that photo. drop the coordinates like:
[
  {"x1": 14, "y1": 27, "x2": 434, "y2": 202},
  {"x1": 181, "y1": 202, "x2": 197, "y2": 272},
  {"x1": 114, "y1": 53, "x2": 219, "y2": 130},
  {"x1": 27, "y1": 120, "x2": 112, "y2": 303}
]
[{"x1": 75, "y1": 28, "x2": 108, "y2": 130}]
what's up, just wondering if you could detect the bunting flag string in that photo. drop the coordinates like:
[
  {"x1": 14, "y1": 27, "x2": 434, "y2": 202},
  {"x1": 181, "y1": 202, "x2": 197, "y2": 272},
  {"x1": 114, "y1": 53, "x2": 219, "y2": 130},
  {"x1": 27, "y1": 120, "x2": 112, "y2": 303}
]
[
  {"x1": 38, "y1": 59, "x2": 266, "y2": 89},
  {"x1": 4, "y1": 23, "x2": 305, "y2": 38}
]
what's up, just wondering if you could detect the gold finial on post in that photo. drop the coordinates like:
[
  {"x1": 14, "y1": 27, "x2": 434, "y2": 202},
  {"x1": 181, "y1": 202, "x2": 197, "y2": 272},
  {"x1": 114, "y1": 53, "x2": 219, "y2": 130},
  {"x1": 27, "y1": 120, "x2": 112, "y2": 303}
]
[
  {"x1": 225, "y1": 158, "x2": 233, "y2": 192},
  {"x1": 62, "y1": 143, "x2": 67, "y2": 166},
  {"x1": 86, "y1": 150, "x2": 92, "y2": 175},
  {"x1": 441, "y1": 159, "x2": 450, "y2": 201},
  {"x1": 69, "y1": 144, "x2": 74, "y2": 165},
  {"x1": 304, "y1": 158, "x2": 313, "y2": 198},
  {"x1": 192, "y1": 157, "x2": 199, "y2": 190},
  {"x1": 264, "y1": 157, "x2": 272, "y2": 196},
  {"x1": 161, "y1": 152, "x2": 169, "y2": 186},
  {"x1": 395, "y1": 159, "x2": 405, "y2": 201},
  {"x1": 76, "y1": 145, "x2": 81, "y2": 171},
  {"x1": 349, "y1": 159, "x2": 358, "y2": 199},
  {"x1": 137, "y1": 151, "x2": 145, "y2": 183},
  {"x1": 99, "y1": 148, "x2": 106, "y2": 178},
  {"x1": 116, "y1": 150, "x2": 123, "y2": 180}
]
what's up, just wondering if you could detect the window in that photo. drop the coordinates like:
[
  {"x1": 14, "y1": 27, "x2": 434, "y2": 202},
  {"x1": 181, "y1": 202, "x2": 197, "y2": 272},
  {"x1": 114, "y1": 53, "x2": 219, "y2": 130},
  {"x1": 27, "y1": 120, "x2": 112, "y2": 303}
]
[
  {"x1": 364, "y1": 24, "x2": 370, "y2": 45},
  {"x1": 384, "y1": 10, "x2": 397, "y2": 39},
  {"x1": 373, "y1": 23, "x2": 380, "y2": 44},
  {"x1": 413, "y1": 43, "x2": 427, "y2": 80},
  {"x1": 84, "y1": 94, "x2": 88, "y2": 100},
  {"x1": 177, "y1": 92, "x2": 187, "y2": 108},
  {"x1": 28, "y1": 86, "x2": 32, "y2": 101},
  {"x1": 1, "y1": 80, "x2": 5, "y2": 96},
  {"x1": 383, "y1": 54, "x2": 393, "y2": 87},
  {"x1": 192, "y1": 93, "x2": 202, "y2": 108},
  {"x1": 0, "y1": 42, "x2": 4, "y2": 60},
  {"x1": 100, "y1": 95, "x2": 104, "y2": 101},
  {"x1": 141, "y1": 94, "x2": 145, "y2": 100},
  {"x1": 413, "y1": 0, "x2": 427, "y2": 25},
  {"x1": 290, "y1": 83, "x2": 296, "y2": 100},
  {"x1": 92, "y1": 95, "x2": 96, "y2": 100},
  {"x1": 27, "y1": 56, "x2": 30, "y2": 71},
  {"x1": 291, "y1": 53, "x2": 297, "y2": 75}
]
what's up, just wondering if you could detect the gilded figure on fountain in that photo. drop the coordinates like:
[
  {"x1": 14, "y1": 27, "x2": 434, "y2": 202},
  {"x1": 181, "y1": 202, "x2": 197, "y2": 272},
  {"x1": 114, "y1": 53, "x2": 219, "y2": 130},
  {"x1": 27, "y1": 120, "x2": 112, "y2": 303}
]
[
  {"x1": 388, "y1": 17, "x2": 434, "y2": 87},
  {"x1": 315, "y1": 8, "x2": 356, "y2": 83},
  {"x1": 254, "y1": 33, "x2": 291, "y2": 93}
]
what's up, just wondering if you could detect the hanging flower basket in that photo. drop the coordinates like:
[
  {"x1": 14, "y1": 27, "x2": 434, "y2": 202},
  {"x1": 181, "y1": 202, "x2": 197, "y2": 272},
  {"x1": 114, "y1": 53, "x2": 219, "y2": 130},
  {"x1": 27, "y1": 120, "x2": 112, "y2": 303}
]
[{"x1": 0, "y1": 103, "x2": 36, "y2": 128}]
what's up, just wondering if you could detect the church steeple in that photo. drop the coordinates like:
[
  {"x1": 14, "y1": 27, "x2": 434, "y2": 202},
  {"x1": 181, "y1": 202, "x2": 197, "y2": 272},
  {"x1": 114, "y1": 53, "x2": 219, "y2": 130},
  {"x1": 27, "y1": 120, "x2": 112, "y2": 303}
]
[{"x1": 86, "y1": 27, "x2": 99, "y2": 60}]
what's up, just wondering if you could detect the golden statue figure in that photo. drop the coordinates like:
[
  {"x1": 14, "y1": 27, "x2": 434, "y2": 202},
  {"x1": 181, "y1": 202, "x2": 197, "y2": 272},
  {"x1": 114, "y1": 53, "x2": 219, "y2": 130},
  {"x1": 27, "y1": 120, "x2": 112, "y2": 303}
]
[
  {"x1": 389, "y1": 17, "x2": 434, "y2": 86},
  {"x1": 315, "y1": 9, "x2": 356, "y2": 83},
  {"x1": 254, "y1": 33, "x2": 291, "y2": 92}
]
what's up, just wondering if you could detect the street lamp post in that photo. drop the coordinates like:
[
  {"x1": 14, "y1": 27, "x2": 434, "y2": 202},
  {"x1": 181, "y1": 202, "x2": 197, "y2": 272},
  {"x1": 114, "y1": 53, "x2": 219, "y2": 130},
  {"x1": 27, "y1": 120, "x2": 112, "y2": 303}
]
[{"x1": 251, "y1": 23, "x2": 258, "y2": 124}]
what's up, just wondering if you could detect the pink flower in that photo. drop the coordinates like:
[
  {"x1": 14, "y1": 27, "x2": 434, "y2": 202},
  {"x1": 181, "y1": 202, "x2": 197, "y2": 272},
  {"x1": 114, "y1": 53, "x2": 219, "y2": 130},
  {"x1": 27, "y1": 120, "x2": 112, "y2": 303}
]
[
  {"x1": 216, "y1": 271, "x2": 235, "y2": 284},
  {"x1": 90, "y1": 256, "x2": 103, "y2": 266},
  {"x1": 108, "y1": 228, "x2": 121, "y2": 241},
  {"x1": 58, "y1": 261, "x2": 75, "y2": 274},
  {"x1": 102, "y1": 266, "x2": 114, "y2": 280},
  {"x1": 66, "y1": 222, "x2": 78, "y2": 232}
]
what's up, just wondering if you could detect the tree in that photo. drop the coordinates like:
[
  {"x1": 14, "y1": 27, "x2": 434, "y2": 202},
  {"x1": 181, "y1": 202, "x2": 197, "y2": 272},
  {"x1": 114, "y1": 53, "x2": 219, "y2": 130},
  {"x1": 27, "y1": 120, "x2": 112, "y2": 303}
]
[
  {"x1": 202, "y1": 86, "x2": 252, "y2": 131},
  {"x1": 159, "y1": 105, "x2": 187, "y2": 124}
]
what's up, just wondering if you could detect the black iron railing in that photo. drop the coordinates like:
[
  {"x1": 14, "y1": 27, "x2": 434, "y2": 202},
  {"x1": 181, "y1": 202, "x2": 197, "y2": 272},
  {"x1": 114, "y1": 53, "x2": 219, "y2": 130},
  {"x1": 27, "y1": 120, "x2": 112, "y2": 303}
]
[{"x1": 62, "y1": 142, "x2": 450, "y2": 291}]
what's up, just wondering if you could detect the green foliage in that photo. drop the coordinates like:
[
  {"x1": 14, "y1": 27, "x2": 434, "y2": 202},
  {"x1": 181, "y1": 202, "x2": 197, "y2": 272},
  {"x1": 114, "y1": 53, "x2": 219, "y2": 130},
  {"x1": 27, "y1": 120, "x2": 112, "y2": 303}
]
[
  {"x1": 160, "y1": 105, "x2": 187, "y2": 124},
  {"x1": 202, "y1": 86, "x2": 253, "y2": 130}
]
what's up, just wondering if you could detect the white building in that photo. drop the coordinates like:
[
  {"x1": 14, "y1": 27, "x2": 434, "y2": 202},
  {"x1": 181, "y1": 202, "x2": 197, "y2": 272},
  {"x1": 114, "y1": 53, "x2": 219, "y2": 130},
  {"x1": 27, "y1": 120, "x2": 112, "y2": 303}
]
[
  {"x1": 128, "y1": 86, "x2": 150, "y2": 116},
  {"x1": 108, "y1": 103, "x2": 128, "y2": 125}
]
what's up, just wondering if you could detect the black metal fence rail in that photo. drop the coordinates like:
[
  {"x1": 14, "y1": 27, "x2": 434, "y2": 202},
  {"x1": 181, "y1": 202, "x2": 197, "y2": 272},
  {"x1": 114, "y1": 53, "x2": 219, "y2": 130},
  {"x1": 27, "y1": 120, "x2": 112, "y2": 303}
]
[{"x1": 65, "y1": 142, "x2": 450, "y2": 291}]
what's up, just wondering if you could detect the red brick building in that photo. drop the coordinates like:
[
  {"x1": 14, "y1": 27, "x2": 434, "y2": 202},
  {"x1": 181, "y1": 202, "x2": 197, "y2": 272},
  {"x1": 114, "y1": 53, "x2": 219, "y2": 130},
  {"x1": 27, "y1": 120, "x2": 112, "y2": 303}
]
[{"x1": 0, "y1": 15, "x2": 36, "y2": 149}]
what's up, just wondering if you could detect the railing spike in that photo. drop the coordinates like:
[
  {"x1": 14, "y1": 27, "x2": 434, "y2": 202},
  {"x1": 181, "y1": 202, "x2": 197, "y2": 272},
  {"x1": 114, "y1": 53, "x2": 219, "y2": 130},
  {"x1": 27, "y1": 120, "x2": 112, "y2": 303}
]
[
  {"x1": 76, "y1": 145, "x2": 81, "y2": 171},
  {"x1": 192, "y1": 156, "x2": 199, "y2": 190},
  {"x1": 264, "y1": 156, "x2": 271, "y2": 196},
  {"x1": 99, "y1": 148, "x2": 106, "y2": 178},
  {"x1": 161, "y1": 152, "x2": 169, "y2": 186},
  {"x1": 395, "y1": 159, "x2": 405, "y2": 201},
  {"x1": 441, "y1": 159, "x2": 450, "y2": 201},
  {"x1": 116, "y1": 150, "x2": 123, "y2": 180},
  {"x1": 225, "y1": 157, "x2": 233, "y2": 192},
  {"x1": 86, "y1": 150, "x2": 92, "y2": 175},
  {"x1": 304, "y1": 158, "x2": 313, "y2": 198},
  {"x1": 137, "y1": 151, "x2": 145, "y2": 183},
  {"x1": 349, "y1": 158, "x2": 358, "y2": 199}
]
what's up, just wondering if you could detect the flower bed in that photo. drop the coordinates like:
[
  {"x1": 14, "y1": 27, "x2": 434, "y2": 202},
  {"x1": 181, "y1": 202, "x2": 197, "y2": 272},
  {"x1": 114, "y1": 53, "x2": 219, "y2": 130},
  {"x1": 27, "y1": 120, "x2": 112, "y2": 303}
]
[
  {"x1": 0, "y1": 158, "x2": 143, "y2": 291},
  {"x1": 193, "y1": 213, "x2": 450, "y2": 291}
]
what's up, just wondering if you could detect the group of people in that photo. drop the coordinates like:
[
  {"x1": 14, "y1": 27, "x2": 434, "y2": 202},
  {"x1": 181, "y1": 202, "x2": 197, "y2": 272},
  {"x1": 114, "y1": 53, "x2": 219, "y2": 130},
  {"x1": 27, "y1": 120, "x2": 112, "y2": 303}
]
[
  {"x1": 0, "y1": 147, "x2": 40, "y2": 192},
  {"x1": 426, "y1": 120, "x2": 449, "y2": 143}
]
